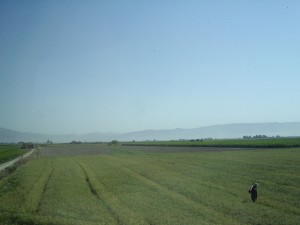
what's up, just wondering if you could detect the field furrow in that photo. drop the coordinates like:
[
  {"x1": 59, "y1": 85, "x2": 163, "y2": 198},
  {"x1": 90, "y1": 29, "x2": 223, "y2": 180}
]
[
  {"x1": 75, "y1": 160, "x2": 121, "y2": 225},
  {"x1": 36, "y1": 158, "x2": 118, "y2": 224},
  {"x1": 119, "y1": 164, "x2": 240, "y2": 225},
  {"x1": 35, "y1": 166, "x2": 54, "y2": 213},
  {"x1": 78, "y1": 161, "x2": 150, "y2": 225}
]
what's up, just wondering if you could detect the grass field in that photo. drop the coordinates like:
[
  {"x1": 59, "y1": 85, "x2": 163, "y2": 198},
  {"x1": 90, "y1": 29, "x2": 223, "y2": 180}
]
[
  {"x1": 0, "y1": 145, "x2": 299, "y2": 225},
  {"x1": 0, "y1": 145, "x2": 26, "y2": 164},
  {"x1": 123, "y1": 137, "x2": 300, "y2": 148}
]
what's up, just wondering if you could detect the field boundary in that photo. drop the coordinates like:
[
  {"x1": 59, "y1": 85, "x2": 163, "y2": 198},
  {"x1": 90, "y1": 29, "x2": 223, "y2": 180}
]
[{"x1": 0, "y1": 149, "x2": 36, "y2": 172}]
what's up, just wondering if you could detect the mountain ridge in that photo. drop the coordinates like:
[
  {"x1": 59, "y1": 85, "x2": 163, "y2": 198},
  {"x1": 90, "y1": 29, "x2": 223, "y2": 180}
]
[{"x1": 1, "y1": 122, "x2": 300, "y2": 143}]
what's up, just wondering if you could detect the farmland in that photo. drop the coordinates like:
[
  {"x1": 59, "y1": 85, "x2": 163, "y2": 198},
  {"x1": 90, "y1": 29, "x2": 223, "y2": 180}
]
[
  {"x1": 123, "y1": 137, "x2": 300, "y2": 148},
  {"x1": 0, "y1": 144, "x2": 299, "y2": 225},
  {"x1": 0, "y1": 145, "x2": 26, "y2": 164}
]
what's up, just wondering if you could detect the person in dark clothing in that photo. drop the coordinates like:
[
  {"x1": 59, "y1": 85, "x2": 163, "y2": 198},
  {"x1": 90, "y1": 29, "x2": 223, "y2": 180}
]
[{"x1": 248, "y1": 183, "x2": 258, "y2": 202}]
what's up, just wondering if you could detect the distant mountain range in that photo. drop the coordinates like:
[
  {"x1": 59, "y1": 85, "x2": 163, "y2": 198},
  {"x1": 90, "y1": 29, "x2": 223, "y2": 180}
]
[{"x1": 1, "y1": 122, "x2": 300, "y2": 143}]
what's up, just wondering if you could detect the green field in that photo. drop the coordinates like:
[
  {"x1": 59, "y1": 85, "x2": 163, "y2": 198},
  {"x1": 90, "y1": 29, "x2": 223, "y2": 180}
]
[
  {"x1": 123, "y1": 137, "x2": 300, "y2": 148},
  {"x1": 0, "y1": 146, "x2": 299, "y2": 225},
  {"x1": 0, "y1": 145, "x2": 25, "y2": 164}
]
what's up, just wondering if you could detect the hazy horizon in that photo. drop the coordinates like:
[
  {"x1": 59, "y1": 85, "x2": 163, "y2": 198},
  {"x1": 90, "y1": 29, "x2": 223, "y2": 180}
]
[
  {"x1": 1, "y1": 122, "x2": 300, "y2": 137},
  {"x1": 1, "y1": 1, "x2": 300, "y2": 135}
]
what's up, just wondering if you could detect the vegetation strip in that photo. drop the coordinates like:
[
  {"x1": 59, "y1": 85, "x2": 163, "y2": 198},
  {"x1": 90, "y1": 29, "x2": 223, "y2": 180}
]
[
  {"x1": 122, "y1": 137, "x2": 300, "y2": 148},
  {"x1": 0, "y1": 149, "x2": 35, "y2": 173},
  {"x1": 0, "y1": 145, "x2": 26, "y2": 164}
]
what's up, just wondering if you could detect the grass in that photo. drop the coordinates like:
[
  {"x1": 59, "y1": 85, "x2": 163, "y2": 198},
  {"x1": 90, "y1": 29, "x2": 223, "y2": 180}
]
[
  {"x1": 0, "y1": 145, "x2": 26, "y2": 164},
  {"x1": 0, "y1": 146, "x2": 299, "y2": 225},
  {"x1": 123, "y1": 137, "x2": 300, "y2": 148}
]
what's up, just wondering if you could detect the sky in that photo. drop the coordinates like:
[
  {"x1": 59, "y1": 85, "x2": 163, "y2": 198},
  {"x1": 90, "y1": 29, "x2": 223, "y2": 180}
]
[{"x1": 1, "y1": 0, "x2": 300, "y2": 135}]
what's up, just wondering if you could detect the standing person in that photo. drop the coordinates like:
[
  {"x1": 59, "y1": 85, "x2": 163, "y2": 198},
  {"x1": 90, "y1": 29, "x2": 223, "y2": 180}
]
[{"x1": 248, "y1": 183, "x2": 258, "y2": 202}]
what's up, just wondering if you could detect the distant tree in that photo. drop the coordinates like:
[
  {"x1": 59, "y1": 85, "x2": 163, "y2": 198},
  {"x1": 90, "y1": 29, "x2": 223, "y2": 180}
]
[
  {"x1": 70, "y1": 140, "x2": 82, "y2": 144},
  {"x1": 21, "y1": 142, "x2": 34, "y2": 149},
  {"x1": 253, "y1": 135, "x2": 268, "y2": 139},
  {"x1": 109, "y1": 140, "x2": 119, "y2": 146},
  {"x1": 243, "y1": 135, "x2": 252, "y2": 139}
]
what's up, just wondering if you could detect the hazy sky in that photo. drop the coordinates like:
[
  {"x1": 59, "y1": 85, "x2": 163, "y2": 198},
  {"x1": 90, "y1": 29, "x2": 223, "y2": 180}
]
[{"x1": 1, "y1": 1, "x2": 300, "y2": 134}]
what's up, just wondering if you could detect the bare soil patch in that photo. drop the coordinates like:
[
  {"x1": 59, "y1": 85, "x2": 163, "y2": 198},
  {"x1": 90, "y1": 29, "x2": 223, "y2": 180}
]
[
  {"x1": 121, "y1": 145, "x2": 255, "y2": 153},
  {"x1": 39, "y1": 144, "x2": 255, "y2": 157},
  {"x1": 39, "y1": 144, "x2": 113, "y2": 157}
]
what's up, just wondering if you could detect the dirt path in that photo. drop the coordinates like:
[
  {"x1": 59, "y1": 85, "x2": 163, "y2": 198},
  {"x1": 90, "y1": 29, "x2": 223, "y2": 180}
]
[{"x1": 0, "y1": 149, "x2": 36, "y2": 172}]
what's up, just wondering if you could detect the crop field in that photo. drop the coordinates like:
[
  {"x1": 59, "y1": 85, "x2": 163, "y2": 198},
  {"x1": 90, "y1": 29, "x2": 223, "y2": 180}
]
[
  {"x1": 0, "y1": 145, "x2": 299, "y2": 225},
  {"x1": 123, "y1": 137, "x2": 300, "y2": 148},
  {"x1": 0, "y1": 145, "x2": 26, "y2": 164}
]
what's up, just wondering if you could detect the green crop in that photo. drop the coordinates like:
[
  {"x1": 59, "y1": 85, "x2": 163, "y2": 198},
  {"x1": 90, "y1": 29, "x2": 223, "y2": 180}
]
[
  {"x1": 0, "y1": 147, "x2": 299, "y2": 225},
  {"x1": 123, "y1": 137, "x2": 300, "y2": 148},
  {"x1": 0, "y1": 145, "x2": 25, "y2": 164}
]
